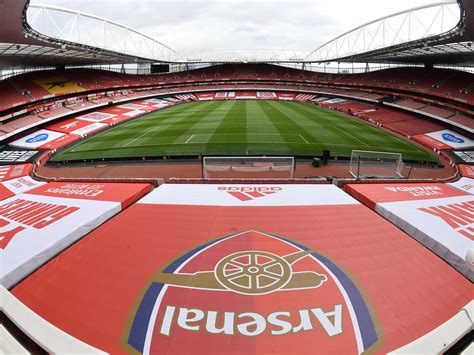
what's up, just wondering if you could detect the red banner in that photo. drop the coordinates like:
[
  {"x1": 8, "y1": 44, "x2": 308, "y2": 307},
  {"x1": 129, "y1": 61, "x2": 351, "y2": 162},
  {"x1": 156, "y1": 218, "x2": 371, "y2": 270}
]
[
  {"x1": 345, "y1": 183, "x2": 466, "y2": 209},
  {"x1": 460, "y1": 165, "x2": 474, "y2": 178},
  {"x1": 0, "y1": 164, "x2": 33, "y2": 182}
]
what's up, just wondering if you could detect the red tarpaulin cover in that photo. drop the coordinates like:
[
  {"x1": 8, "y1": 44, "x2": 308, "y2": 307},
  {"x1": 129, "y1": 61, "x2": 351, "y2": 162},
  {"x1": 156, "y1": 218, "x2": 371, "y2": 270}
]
[
  {"x1": 345, "y1": 183, "x2": 473, "y2": 280},
  {"x1": 1, "y1": 182, "x2": 152, "y2": 288},
  {"x1": 0, "y1": 164, "x2": 33, "y2": 182},
  {"x1": 12, "y1": 184, "x2": 472, "y2": 354},
  {"x1": 46, "y1": 118, "x2": 108, "y2": 136},
  {"x1": 460, "y1": 165, "x2": 474, "y2": 178}
]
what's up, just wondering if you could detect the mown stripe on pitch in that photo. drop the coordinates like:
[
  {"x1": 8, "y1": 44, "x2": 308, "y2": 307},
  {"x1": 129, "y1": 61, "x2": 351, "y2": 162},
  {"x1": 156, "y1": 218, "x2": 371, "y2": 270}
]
[
  {"x1": 53, "y1": 100, "x2": 439, "y2": 162},
  {"x1": 288, "y1": 103, "x2": 404, "y2": 150},
  {"x1": 58, "y1": 101, "x2": 223, "y2": 158},
  {"x1": 112, "y1": 101, "x2": 225, "y2": 151},
  {"x1": 207, "y1": 100, "x2": 244, "y2": 141},
  {"x1": 246, "y1": 100, "x2": 293, "y2": 155},
  {"x1": 62, "y1": 103, "x2": 207, "y2": 153},
  {"x1": 284, "y1": 102, "x2": 384, "y2": 151},
  {"x1": 292, "y1": 103, "x2": 435, "y2": 161},
  {"x1": 202, "y1": 100, "x2": 248, "y2": 155},
  {"x1": 171, "y1": 100, "x2": 236, "y2": 147},
  {"x1": 133, "y1": 101, "x2": 228, "y2": 156},
  {"x1": 263, "y1": 100, "x2": 328, "y2": 154}
]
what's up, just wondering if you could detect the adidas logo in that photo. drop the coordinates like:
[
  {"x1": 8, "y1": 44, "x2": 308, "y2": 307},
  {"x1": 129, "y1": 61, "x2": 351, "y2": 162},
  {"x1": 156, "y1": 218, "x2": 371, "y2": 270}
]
[{"x1": 218, "y1": 186, "x2": 282, "y2": 201}]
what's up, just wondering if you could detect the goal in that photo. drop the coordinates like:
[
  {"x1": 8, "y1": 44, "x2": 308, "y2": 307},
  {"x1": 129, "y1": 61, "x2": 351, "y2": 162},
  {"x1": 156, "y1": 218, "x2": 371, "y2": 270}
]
[
  {"x1": 349, "y1": 150, "x2": 405, "y2": 179},
  {"x1": 203, "y1": 156, "x2": 295, "y2": 180}
]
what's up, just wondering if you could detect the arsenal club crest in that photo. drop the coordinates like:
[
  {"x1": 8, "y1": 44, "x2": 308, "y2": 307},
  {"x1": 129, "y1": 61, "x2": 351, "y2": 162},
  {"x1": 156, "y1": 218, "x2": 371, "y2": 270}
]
[{"x1": 123, "y1": 230, "x2": 381, "y2": 354}]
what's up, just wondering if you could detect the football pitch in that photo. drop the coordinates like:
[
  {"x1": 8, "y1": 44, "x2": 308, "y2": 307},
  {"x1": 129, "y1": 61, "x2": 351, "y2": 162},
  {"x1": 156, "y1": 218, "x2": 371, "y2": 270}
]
[{"x1": 52, "y1": 100, "x2": 438, "y2": 162}]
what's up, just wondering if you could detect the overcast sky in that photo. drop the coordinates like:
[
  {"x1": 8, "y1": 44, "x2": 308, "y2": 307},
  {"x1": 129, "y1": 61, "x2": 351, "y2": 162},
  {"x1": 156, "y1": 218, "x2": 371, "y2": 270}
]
[{"x1": 36, "y1": 0, "x2": 442, "y2": 51}]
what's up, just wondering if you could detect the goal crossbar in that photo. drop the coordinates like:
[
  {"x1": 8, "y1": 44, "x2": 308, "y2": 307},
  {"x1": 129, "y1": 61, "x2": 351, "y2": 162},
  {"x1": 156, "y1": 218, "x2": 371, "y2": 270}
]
[
  {"x1": 203, "y1": 156, "x2": 295, "y2": 180},
  {"x1": 349, "y1": 150, "x2": 405, "y2": 179}
]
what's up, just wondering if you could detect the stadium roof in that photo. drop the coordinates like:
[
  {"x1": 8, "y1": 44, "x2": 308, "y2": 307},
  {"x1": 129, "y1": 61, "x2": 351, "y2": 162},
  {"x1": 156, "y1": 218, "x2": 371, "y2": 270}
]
[
  {"x1": 0, "y1": 0, "x2": 183, "y2": 69},
  {"x1": 0, "y1": 0, "x2": 472, "y2": 68},
  {"x1": 306, "y1": 0, "x2": 474, "y2": 66}
]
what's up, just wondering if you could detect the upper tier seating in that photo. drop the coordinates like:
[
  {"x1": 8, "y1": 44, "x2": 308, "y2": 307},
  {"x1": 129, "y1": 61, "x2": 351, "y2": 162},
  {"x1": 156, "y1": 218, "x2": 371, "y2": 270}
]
[
  {"x1": 1, "y1": 64, "x2": 473, "y2": 114},
  {"x1": 0, "y1": 64, "x2": 472, "y2": 141},
  {"x1": 357, "y1": 108, "x2": 446, "y2": 136}
]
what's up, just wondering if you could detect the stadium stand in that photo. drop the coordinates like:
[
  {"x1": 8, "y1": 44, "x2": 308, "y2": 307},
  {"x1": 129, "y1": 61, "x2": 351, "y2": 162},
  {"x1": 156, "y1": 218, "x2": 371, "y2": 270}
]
[
  {"x1": 383, "y1": 119, "x2": 447, "y2": 137},
  {"x1": 418, "y1": 105, "x2": 453, "y2": 118},
  {"x1": 194, "y1": 92, "x2": 215, "y2": 100},
  {"x1": 1, "y1": 64, "x2": 473, "y2": 112},
  {"x1": 0, "y1": 115, "x2": 41, "y2": 135},
  {"x1": 0, "y1": 69, "x2": 469, "y2": 184},
  {"x1": 294, "y1": 93, "x2": 316, "y2": 102},
  {"x1": 450, "y1": 114, "x2": 474, "y2": 129},
  {"x1": 0, "y1": 0, "x2": 473, "y2": 352},
  {"x1": 396, "y1": 99, "x2": 427, "y2": 110}
]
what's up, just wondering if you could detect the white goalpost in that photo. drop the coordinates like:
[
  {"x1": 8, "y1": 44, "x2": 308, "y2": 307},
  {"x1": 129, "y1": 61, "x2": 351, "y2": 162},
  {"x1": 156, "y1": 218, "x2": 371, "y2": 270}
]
[
  {"x1": 203, "y1": 156, "x2": 295, "y2": 179},
  {"x1": 349, "y1": 150, "x2": 405, "y2": 179}
]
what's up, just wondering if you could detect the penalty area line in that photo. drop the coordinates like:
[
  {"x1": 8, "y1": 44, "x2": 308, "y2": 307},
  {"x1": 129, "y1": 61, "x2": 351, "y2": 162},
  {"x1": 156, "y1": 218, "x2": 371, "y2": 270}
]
[
  {"x1": 299, "y1": 135, "x2": 310, "y2": 144},
  {"x1": 185, "y1": 134, "x2": 195, "y2": 144}
]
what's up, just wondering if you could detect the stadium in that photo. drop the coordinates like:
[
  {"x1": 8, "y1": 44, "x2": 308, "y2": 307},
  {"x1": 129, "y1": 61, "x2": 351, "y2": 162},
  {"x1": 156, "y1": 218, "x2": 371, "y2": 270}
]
[{"x1": 0, "y1": 0, "x2": 472, "y2": 353}]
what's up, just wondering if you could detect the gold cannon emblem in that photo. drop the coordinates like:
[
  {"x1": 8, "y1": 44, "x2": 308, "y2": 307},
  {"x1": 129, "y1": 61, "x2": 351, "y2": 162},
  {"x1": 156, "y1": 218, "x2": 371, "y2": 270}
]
[{"x1": 155, "y1": 250, "x2": 327, "y2": 295}]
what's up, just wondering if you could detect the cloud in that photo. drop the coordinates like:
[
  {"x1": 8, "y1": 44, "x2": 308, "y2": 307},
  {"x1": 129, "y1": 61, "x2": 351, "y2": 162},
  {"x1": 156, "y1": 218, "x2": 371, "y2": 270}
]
[{"x1": 33, "y1": 0, "x2": 440, "y2": 52}]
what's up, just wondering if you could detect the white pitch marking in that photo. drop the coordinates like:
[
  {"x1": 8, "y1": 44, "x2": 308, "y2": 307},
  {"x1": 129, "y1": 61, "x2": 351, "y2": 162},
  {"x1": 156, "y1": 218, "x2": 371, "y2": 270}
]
[
  {"x1": 299, "y1": 135, "x2": 310, "y2": 144},
  {"x1": 330, "y1": 124, "x2": 370, "y2": 147},
  {"x1": 123, "y1": 125, "x2": 163, "y2": 147},
  {"x1": 185, "y1": 134, "x2": 195, "y2": 144}
]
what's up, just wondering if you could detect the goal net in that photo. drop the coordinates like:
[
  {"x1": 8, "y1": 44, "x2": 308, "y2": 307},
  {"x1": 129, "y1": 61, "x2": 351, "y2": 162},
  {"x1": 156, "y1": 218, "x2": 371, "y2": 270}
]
[
  {"x1": 349, "y1": 150, "x2": 405, "y2": 179},
  {"x1": 203, "y1": 156, "x2": 295, "y2": 180}
]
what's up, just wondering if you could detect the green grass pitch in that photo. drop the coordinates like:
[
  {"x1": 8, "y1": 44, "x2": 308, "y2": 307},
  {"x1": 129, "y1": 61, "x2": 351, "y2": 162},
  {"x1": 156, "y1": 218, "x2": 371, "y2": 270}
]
[{"x1": 52, "y1": 100, "x2": 438, "y2": 162}]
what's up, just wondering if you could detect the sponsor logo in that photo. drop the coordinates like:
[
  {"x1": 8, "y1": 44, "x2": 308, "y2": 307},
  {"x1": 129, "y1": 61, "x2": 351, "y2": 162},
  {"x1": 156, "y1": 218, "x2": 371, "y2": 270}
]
[
  {"x1": 8, "y1": 177, "x2": 36, "y2": 189},
  {"x1": 0, "y1": 198, "x2": 79, "y2": 249},
  {"x1": 9, "y1": 165, "x2": 27, "y2": 179},
  {"x1": 72, "y1": 123, "x2": 105, "y2": 135},
  {"x1": 453, "y1": 151, "x2": 474, "y2": 164},
  {"x1": 0, "y1": 150, "x2": 39, "y2": 164},
  {"x1": 459, "y1": 184, "x2": 474, "y2": 192},
  {"x1": 123, "y1": 230, "x2": 380, "y2": 354},
  {"x1": 44, "y1": 184, "x2": 105, "y2": 197},
  {"x1": 25, "y1": 133, "x2": 49, "y2": 144},
  {"x1": 385, "y1": 186, "x2": 443, "y2": 197},
  {"x1": 60, "y1": 121, "x2": 81, "y2": 130},
  {"x1": 0, "y1": 166, "x2": 25, "y2": 181},
  {"x1": 419, "y1": 200, "x2": 474, "y2": 239},
  {"x1": 40, "y1": 134, "x2": 74, "y2": 148},
  {"x1": 78, "y1": 112, "x2": 115, "y2": 122},
  {"x1": 442, "y1": 133, "x2": 465, "y2": 144},
  {"x1": 218, "y1": 186, "x2": 282, "y2": 201},
  {"x1": 417, "y1": 135, "x2": 449, "y2": 149}
]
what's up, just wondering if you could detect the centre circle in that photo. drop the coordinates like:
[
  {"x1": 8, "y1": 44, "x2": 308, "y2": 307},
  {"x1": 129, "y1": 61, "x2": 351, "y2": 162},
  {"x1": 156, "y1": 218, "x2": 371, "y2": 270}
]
[{"x1": 248, "y1": 266, "x2": 259, "y2": 274}]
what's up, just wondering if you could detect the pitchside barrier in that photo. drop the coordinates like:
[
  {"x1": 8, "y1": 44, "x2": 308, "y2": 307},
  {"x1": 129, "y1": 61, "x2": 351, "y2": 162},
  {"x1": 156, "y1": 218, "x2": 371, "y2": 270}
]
[
  {"x1": 349, "y1": 150, "x2": 405, "y2": 179},
  {"x1": 169, "y1": 177, "x2": 329, "y2": 184},
  {"x1": 203, "y1": 156, "x2": 295, "y2": 180}
]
